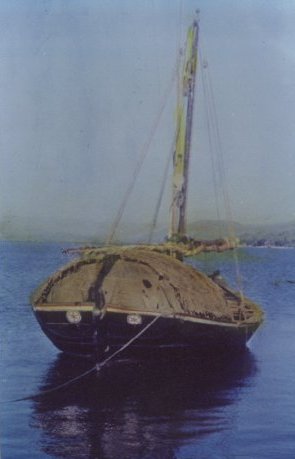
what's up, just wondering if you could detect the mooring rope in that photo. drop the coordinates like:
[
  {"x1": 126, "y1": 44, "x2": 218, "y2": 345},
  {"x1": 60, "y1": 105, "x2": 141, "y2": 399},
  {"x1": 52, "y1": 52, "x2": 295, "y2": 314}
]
[{"x1": 2, "y1": 315, "x2": 160, "y2": 403}]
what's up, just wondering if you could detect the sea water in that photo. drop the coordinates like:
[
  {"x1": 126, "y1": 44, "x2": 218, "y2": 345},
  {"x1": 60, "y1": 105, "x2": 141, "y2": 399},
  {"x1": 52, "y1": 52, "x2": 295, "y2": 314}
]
[{"x1": 1, "y1": 241, "x2": 295, "y2": 459}]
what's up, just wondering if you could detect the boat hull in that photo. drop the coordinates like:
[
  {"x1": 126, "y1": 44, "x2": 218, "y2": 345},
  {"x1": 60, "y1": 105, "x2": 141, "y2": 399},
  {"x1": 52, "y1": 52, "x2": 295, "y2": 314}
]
[{"x1": 33, "y1": 305, "x2": 261, "y2": 359}]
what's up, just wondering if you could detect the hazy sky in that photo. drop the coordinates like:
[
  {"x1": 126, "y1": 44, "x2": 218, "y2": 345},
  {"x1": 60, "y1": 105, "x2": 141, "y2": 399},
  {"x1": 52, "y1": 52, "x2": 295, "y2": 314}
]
[{"x1": 1, "y1": 0, "x2": 295, "y2": 241}]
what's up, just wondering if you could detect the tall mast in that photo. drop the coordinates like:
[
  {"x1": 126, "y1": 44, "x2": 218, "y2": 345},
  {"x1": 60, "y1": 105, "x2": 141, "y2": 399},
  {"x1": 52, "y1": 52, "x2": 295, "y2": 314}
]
[{"x1": 169, "y1": 18, "x2": 199, "y2": 240}]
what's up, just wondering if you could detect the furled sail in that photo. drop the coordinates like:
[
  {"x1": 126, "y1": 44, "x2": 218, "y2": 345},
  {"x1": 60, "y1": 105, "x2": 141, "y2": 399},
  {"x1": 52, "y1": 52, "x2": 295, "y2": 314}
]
[{"x1": 169, "y1": 20, "x2": 199, "y2": 239}]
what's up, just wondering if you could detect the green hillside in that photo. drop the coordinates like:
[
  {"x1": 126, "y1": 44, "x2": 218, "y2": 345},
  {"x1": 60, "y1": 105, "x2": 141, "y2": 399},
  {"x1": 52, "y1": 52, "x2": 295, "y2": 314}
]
[{"x1": 188, "y1": 220, "x2": 295, "y2": 247}]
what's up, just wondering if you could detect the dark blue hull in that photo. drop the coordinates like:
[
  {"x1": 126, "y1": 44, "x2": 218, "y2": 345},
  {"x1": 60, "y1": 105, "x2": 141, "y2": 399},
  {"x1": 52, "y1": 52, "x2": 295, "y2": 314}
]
[{"x1": 34, "y1": 307, "x2": 260, "y2": 359}]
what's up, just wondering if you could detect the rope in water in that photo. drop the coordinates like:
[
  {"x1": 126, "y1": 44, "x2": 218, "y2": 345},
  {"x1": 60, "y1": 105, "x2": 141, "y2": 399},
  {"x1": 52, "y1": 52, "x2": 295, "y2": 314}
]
[{"x1": 2, "y1": 315, "x2": 160, "y2": 403}]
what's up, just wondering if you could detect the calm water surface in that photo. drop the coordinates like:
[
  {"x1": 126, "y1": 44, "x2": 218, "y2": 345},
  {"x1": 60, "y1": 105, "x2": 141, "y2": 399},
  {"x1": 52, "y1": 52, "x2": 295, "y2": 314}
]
[{"x1": 1, "y1": 242, "x2": 295, "y2": 458}]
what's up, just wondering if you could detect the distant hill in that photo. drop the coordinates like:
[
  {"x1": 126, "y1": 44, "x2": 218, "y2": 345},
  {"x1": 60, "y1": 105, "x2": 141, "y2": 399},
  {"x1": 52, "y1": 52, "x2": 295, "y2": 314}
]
[
  {"x1": 187, "y1": 220, "x2": 245, "y2": 240},
  {"x1": 188, "y1": 220, "x2": 295, "y2": 247},
  {"x1": 1, "y1": 214, "x2": 295, "y2": 246}
]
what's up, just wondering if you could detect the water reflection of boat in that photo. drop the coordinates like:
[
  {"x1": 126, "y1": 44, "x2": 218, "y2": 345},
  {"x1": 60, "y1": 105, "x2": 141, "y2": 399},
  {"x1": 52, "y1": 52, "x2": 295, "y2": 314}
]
[{"x1": 32, "y1": 352, "x2": 257, "y2": 459}]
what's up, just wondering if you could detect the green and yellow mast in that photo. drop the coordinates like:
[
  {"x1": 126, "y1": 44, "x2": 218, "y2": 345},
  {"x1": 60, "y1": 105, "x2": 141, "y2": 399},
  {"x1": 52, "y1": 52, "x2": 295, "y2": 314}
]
[{"x1": 169, "y1": 18, "x2": 199, "y2": 240}]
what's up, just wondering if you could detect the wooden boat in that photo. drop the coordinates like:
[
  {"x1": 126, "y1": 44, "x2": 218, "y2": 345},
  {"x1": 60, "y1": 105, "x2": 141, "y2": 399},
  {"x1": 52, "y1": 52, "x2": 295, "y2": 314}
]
[{"x1": 31, "y1": 18, "x2": 263, "y2": 359}]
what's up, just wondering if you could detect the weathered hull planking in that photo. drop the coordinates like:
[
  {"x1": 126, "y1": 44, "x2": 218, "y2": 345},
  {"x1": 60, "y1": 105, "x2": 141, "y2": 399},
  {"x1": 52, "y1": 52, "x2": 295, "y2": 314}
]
[{"x1": 33, "y1": 303, "x2": 261, "y2": 358}]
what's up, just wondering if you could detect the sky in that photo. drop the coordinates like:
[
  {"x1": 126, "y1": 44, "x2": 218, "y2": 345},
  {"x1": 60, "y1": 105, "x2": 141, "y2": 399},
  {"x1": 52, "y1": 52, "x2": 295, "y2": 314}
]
[{"x1": 1, "y1": 0, "x2": 295, "y2": 241}]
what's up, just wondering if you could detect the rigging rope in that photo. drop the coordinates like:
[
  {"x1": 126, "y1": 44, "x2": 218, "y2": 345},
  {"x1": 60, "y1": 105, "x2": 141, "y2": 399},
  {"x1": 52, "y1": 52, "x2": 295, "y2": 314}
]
[
  {"x1": 147, "y1": 37, "x2": 185, "y2": 244},
  {"x1": 106, "y1": 3, "x2": 187, "y2": 246},
  {"x1": 105, "y1": 64, "x2": 178, "y2": 246},
  {"x1": 199, "y1": 48, "x2": 222, "y2": 238},
  {"x1": 3, "y1": 315, "x2": 160, "y2": 403},
  {"x1": 199, "y1": 43, "x2": 244, "y2": 300},
  {"x1": 147, "y1": 140, "x2": 173, "y2": 243}
]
